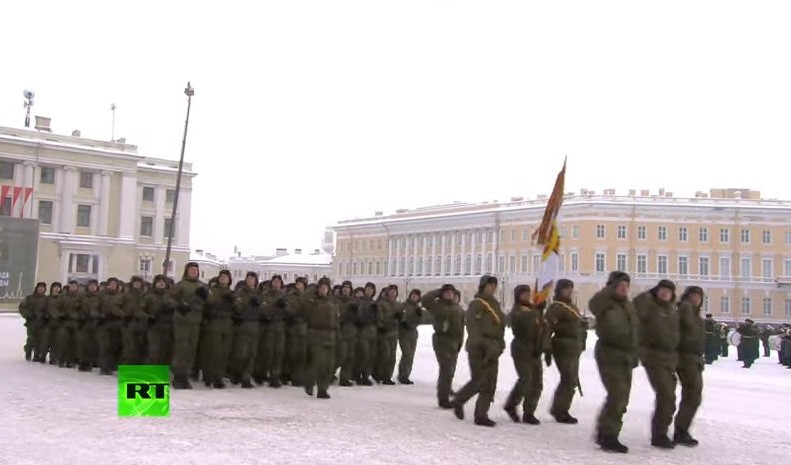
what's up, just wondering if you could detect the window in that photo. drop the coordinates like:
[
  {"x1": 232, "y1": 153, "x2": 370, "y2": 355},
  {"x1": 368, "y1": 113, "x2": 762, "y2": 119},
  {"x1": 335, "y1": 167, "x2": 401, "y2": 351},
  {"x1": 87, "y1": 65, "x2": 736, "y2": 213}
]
[
  {"x1": 559, "y1": 254, "x2": 565, "y2": 272},
  {"x1": 740, "y1": 257, "x2": 751, "y2": 279},
  {"x1": 0, "y1": 197, "x2": 10, "y2": 216},
  {"x1": 400, "y1": 257, "x2": 406, "y2": 276},
  {"x1": 699, "y1": 257, "x2": 710, "y2": 277},
  {"x1": 509, "y1": 255, "x2": 516, "y2": 273},
  {"x1": 721, "y1": 296, "x2": 730, "y2": 314},
  {"x1": 763, "y1": 298, "x2": 772, "y2": 316},
  {"x1": 596, "y1": 224, "x2": 605, "y2": 239},
  {"x1": 384, "y1": 260, "x2": 389, "y2": 276},
  {"x1": 571, "y1": 225, "x2": 579, "y2": 239},
  {"x1": 720, "y1": 228, "x2": 730, "y2": 243},
  {"x1": 762, "y1": 259, "x2": 772, "y2": 279},
  {"x1": 637, "y1": 225, "x2": 646, "y2": 240},
  {"x1": 522, "y1": 228, "x2": 529, "y2": 241},
  {"x1": 786, "y1": 231, "x2": 791, "y2": 246},
  {"x1": 658, "y1": 255, "x2": 668, "y2": 274},
  {"x1": 38, "y1": 200, "x2": 53, "y2": 225},
  {"x1": 409, "y1": 257, "x2": 415, "y2": 275},
  {"x1": 637, "y1": 254, "x2": 647, "y2": 274},
  {"x1": 719, "y1": 256, "x2": 731, "y2": 277},
  {"x1": 77, "y1": 204, "x2": 91, "y2": 227},
  {"x1": 455, "y1": 254, "x2": 462, "y2": 275},
  {"x1": 166, "y1": 189, "x2": 176, "y2": 203},
  {"x1": 76, "y1": 254, "x2": 90, "y2": 273},
  {"x1": 353, "y1": 262, "x2": 358, "y2": 275},
  {"x1": 370, "y1": 262, "x2": 375, "y2": 275},
  {"x1": 40, "y1": 167, "x2": 55, "y2": 184},
  {"x1": 658, "y1": 226, "x2": 667, "y2": 241},
  {"x1": 703, "y1": 295, "x2": 709, "y2": 313},
  {"x1": 571, "y1": 252, "x2": 579, "y2": 272},
  {"x1": 521, "y1": 255, "x2": 528, "y2": 273},
  {"x1": 142, "y1": 186, "x2": 155, "y2": 202},
  {"x1": 68, "y1": 253, "x2": 99, "y2": 274},
  {"x1": 164, "y1": 218, "x2": 174, "y2": 239},
  {"x1": 139, "y1": 258, "x2": 152, "y2": 276},
  {"x1": 487, "y1": 231, "x2": 493, "y2": 243},
  {"x1": 498, "y1": 255, "x2": 505, "y2": 273},
  {"x1": 532, "y1": 255, "x2": 540, "y2": 274},
  {"x1": 486, "y1": 253, "x2": 493, "y2": 273},
  {"x1": 510, "y1": 230, "x2": 517, "y2": 242},
  {"x1": 139, "y1": 216, "x2": 153, "y2": 237},
  {"x1": 740, "y1": 229, "x2": 750, "y2": 244},
  {"x1": 445, "y1": 255, "x2": 452, "y2": 276},
  {"x1": 0, "y1": 161, "x2": 14, "y2": 179},
  {"x1": 595, "y1": 253, "x2": 605, "y2": 273},
  {"x1": 499, "y1": 229, "x2": 504, "y2": 242},
  {"x1": 376, "y1": 261, "x2": 381, "y2": 275},
  {"x1": 678, "y1": 256, "x2": 688, "y2": 276},
  {"x1": 786, "y1": 299, "x2": 791, "y2": 317},
  {"x1": 785, "y1": 259, "x2": 791, "y2": 277},
  {"x1": 435, "y1": 256, "x2": 441, "y2": 276},
  {"x1": 741, "y1": 297, "x2": 751, "y2": 315},
  {"x1": 79, "y1": 171, "x2": 93, "y2": 189},
  {"x1": 678, "y1": 227, "x2": 688, "y2": 242},
  {"x1": 466, "y1": 254, "x2": 472, "y2": 274},
  {"x1": 476, "y1": 254, "x2": 482, "y2": 274},
  {"x1": 761, "y1": 230, "x2": 771, "y2": 244},
  {"x1": 699, "y1": 227, "x2": 709, "y2": 243},
  {"x1": 616, "y1": 253, "x2": 627, "y2": 272},
  {"x1": 617, "y1": 225, "x2": 627, "y2": 240}
]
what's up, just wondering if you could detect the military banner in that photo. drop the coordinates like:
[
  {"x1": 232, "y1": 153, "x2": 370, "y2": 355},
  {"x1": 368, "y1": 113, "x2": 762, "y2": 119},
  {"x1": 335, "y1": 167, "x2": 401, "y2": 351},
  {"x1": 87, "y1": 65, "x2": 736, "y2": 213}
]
[
  {"x1": 0, "y1": 217, "x2": 40, "y2": 305},
  {"x1": 531, "y1": 158, "x2": 566, "y2": 306}
]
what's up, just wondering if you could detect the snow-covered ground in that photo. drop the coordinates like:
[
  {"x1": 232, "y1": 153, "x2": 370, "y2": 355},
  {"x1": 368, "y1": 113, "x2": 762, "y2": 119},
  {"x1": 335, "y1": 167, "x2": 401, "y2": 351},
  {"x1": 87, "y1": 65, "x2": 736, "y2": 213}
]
[{"x1": 1, "y1": 313, "x2": 789, "y2": 465}]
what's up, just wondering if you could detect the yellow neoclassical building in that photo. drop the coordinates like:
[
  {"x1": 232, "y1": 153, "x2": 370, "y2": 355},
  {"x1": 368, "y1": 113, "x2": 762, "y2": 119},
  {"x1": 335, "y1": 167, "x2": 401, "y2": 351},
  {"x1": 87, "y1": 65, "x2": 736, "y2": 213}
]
[
  {"x1": 329, "y1": 188, "x2": 791, "y2": 323},
  {"x1": 0, "y1": 123, "x2": 196, "y2": 286}
]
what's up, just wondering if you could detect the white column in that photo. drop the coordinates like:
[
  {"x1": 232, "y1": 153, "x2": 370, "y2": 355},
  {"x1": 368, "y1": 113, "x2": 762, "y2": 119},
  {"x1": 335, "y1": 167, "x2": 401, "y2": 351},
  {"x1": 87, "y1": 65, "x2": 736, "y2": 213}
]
[
  {"x1": 23, "y1": 162, "x2": 34, "y2": 218},
  {"x1": 421, "y1": 234, "x2": 428, "y2": 276},
  {"x1": 491, "y1": 229, "x2": 498, "y2": 273},
  {"x1": 460, "y1": 230, "x2": 467, "y2": 275},
  {"x1": 387, "y1": 238, "x2": 394, "y2": 277},
  {"x1": 469, "y1": 229, "x2": 477, "y2": 275},
  {"x1": 394, "y1": 236, "x2": 401, "y2": 276},
  {"x1": 154, "y1": 185, "x2": 166, "y2": 245},
  {"x1": 440, "y1": 232, "x2": 446, "y2": 275},
  {"x1": 59, "y1": 166, "x2": 75, "y2": 233},
  {"x1": 98, "y1": 171, "x2": 111, "y2": 236},
  {"x1": 430, "y1": 233, "x2": 437, "y2": 275},
  {"x1": 177, "y1": 188, "x2": 191, "y2": 246},
  {"x1": 118, "y1": 172, "x2": 137, "y2": 239},
  {"x1": 450, "y1": 231, "x2": 456, "y2": 275},
  {"x1": 480, "y1": 229, "x2": 486, "y2": 273},
  {"x1": 404, "y1": 234, "x2": 411, "y2": 277}
]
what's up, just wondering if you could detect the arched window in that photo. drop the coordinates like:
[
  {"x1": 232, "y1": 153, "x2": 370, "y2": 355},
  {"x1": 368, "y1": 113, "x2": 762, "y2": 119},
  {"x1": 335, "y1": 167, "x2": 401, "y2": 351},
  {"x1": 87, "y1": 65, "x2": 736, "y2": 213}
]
[
  {"x1": 486, "y1": 253, "x2": 493, "y2": 273},
  {"x1": 376, "y1": 261, "x2": 381, "y2": 275},
  {"x1": 465, "y1": 254, "x2": 472, "y2": 275},
  {"x1": 426, "y1": 257, "x2": 432, "y2": 275},
  {"x1": 353, "y1": 262, "x2": 358, "y2": 275},
  {"x1": 417, "y1": 257, "x2": 423, "y2": 275},
  {"x1": 455, "y1": 254, "x2": 462, "y2": 275},
  {"x1": 476, "y1": 254, "x2": 482, "y2": 274},
  {"x1": 445, "y1": 255, "x2": 452, "y2": 276},
  {"x1": 400, "y1": 257, "x2": 406, "y2": 276},
  {"x1": 435, "y1": 256, "x2": 442, "y2": 276},
  {"x1": 408, "y1": 257, "x2": 414, "y2": 275}
]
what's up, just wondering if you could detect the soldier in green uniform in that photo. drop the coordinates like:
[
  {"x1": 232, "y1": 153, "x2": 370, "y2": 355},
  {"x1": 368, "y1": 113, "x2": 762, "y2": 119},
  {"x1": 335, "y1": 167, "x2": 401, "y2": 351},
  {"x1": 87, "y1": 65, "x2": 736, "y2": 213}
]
[
  {"x1": 336, "y1": 281, "x2": 358, "y2": 386},
  {"x1": 546, "y1": 278, "x2": 583, "y2": 424},
  {"x1": 738, "y1": 319, "x2": 760, "y2": 368},
  {"x1": 589, "y1": 271, "x2": 637, "y2": 453},
  {"x1": 451, "y1": 275, "x2": 506, "y2": 427},
  {"x1": 138, "y1": 275, "x2": 176, "y2": 365},
  {"x1": 634, "y1": 279, "x2": 680, "y2": 449},
  {"x1": 703, "y1": 314, "x2": 719, "y2": 364},
  {"x1": 355, "y1": 282, "x2": 378, "y2": 386},
  {"x1": 76, "y1": 280, "x2": 101, "y2": 371},
  {"x1": 304, "y1": 277, "x2": 339, "y2": 399},
  {"x1": 202, "y1": 270, "x2": 235, "y2": 388},
  {"x1": 397, "y1": 289, "x2": 423, "y2": 385},
  {"x1": 41, "y1": 282, "x2": 63, "y2": 365},
  {"x1": 284, "y1": 277, "x2": 309, "y2": 387},
  {"x1": 48, "y1": 281, "x2": 74, "y2": 367},
  {"x1": 422, "y1": 285, "x2": 464, "y2": 409},
  {"x1": 257, "y1": 274, "x2": 287, "y2": 387},
  {"x1": 229, "y1": 272, "x2": 262, "y2": 388},
  {"x1": 56, "y1": 280, "x2": 81, "y2": 367},
  {"x1": 19, "y1": 282, "x2": 47, "y2": 361},
  {"x1": 504, "y1": 285, "x2": 549, "y2": 425},
  {"x1": 674, "y1": 286, "x2": 705, "y2": 447},
  {"x1": 120, "y1": 277, "x2": 147, "y2": 365},
  {"x1": 171, "y1": 262, "x2": 207, "y2": 389},
  {"x1": 97, "y1": 278, "x2": 125, "y2": 374},
  {"x1": 376, "y1": 285, "x2": 401, "y2": 385}
]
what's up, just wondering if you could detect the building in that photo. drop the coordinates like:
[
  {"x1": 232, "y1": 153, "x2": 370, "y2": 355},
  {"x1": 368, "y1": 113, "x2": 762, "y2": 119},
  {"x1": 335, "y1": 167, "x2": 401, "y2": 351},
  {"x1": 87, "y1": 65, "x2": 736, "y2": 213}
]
[
  {"x1": 0, "y1": 121, "x2": 196, "y2": 285},
  {"x1": 227, "y1": 248, "x2": 332, "y2": 284},
  {"x1": 330, "y1": 188, "x2": 791, "y2": 323}
]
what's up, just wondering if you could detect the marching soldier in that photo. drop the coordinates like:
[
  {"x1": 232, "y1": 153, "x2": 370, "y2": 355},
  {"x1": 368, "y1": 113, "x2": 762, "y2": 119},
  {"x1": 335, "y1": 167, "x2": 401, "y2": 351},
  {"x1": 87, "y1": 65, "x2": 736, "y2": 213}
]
[
  {"x1": 120, "y1": 277, "x2": 147, "y2": 365},
  {"x1": 634, "y1": 279, "x2": 679, "y2": 449},
  {"x1": 375, "y1": 285, "x2": 401, "y2": 385},
  {"x1": 397, "y1": 289, "x2": 423, "y2": 385},
  {"x1": 284, "y1": 277, "x2": 309, "y2": 387},
  {"x1": 336, "y1": 281, "x2": 358, "y2": 387},
  {"x1": 304, "y1": 277, "x2": 339, "y2": 399},
  {"x1": 504, "y1": 285, "x2": 550, "y2": 425},
  {"x1": 355, "y1": 282, "x2": 378, "y2": 386},
  {"x1": 719, "y1": 323, "x2": 729, "y2": 358},
  {"x1": 202, "y1": 270, "x2": 235, "y2": 388},
  {"x1": 674, "y1": 286, "x2": 705, "y2": 447},
  {"x1": 589, "y1": 271, "x2": 637, "y2": 453},
  {"x1": 76, "y1": 280, "x2": 101, "y2": 371},
  {"x1": 422, "y1": 285, "x2": 464, "y2": 409},
  {"x1": 44, "y1": 282, "x2": 66, "y2": 365},
  {"x1": 171, "y1": 262, "x2": 207, "y2": 389},
  {"x1": 97, "y1": 278, "x2": 125, "y2": 375},
  {"x1": 19, "y1": 282, "x2": 47, "y2": 361},
  {"x1": 703, "y1": 314, "x2": 719, "y2": 364},
  {"x1": 137, "y1": 275, "x2": 176, "y2": 365},
  {"x1": 760, "y1": 325, "x2": 774, "y2": 358},
  {"x1": 450, "y1": 275, "x2": 506, "y2": 427},
  {"x1": 229, "y1": 273, "x2": 262, "y2": 388},
  {"x1": 255, "y1": 275, "x2": 287, "y2": 387},
  {"x1": 546, "y1": 279, "x2": 584, "y2": 424},
  {"x1": 737, "y1": 319, "x2": 760, "y2": 368}
]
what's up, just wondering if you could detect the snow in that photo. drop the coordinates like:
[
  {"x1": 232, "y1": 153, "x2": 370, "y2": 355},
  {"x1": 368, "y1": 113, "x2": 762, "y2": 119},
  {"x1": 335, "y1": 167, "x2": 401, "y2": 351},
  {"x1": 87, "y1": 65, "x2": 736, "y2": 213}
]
[{"x1": 1, "y1": 313, "x2": 789, "y2": 465}]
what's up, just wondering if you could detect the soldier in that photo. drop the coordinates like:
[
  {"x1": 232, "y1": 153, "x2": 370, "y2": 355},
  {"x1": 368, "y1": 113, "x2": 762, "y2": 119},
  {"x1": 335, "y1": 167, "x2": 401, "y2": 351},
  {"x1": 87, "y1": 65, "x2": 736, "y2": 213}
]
[
  {"x1": 397, "y1": 289, "x2": 423, "y2": 385},
  {"x1": 634, "y1": 279, "x2": 680, "y2": 449},
  {"x1": 589, "y1": 271, "x2": 637, "y2": 453},
  {"x1": 138, "y1": 275, "x2": 177, "y2": 365},
  {"x1": 40, "y1": 282, "x2": 63, "y2": 364},
  {"x1": 376, "y1": 285, "x2": 401, "y2": 385},
  {"x1": 355, "y1": 282, "x2": 378, "y2": 386},
  {"x1": 674, "y1": 286, "x2": 705, "y2": 447},
  {"x1": 19, "y1": 282, "x2": 47, "y2": 361},
  {"x1": 76, "y1": 280, "x2": 101, "y2": 371},
  {"x1": 58, "y1": 280, "x2": 82, "y2": 368},
  {"x1": 422, "y1": 285, "x2": 464, "y2": 408},
  {"x1": 737, "y1": 319, "x2": 760, "y2": 368},
  {"x1": 284, "y1": 277, "x2": 309, "y2": 387},
  {"x1": 257, "y1": 274, "x2": 288, "y2": 387},
  {"x1": 304, "y1": 277, "x2": 339, "y2": 399},
  {"x1": 336, "y1": 281, "x2": 358, "y2": 386},
  {"x1": 97, "y1": 278, "x2": 125, "y2": 374},
  {"x1": 202, "y1": 270, "x2": 235, "y2": 389},
  {"x1": 760, "y1": 325, "x2": 774, "y2": 358},
  {"x1": 229, "y1": 272, "x2": 262, "y2": 388},
  {"x1": 450, "y1": 275, "x2": 506, "y2": 427},
  {"x1": 703, "y1": 313, "x2": 719, "y2": 364},
  {"x1": 546, "y1": 278, "x2": 584, "y2": 424},
  {"x1": 504, "y1": 285, "x2": 549, "y2": 425},
  {"x1": 171, "y1": 262, "x2": 207, "y2": 389},
  {"x1": 120, "y1": 276, "x2": 147, "y2": 365},
  {"x1": 579, "y1": 317, "x2": 590, "y2": 352}
]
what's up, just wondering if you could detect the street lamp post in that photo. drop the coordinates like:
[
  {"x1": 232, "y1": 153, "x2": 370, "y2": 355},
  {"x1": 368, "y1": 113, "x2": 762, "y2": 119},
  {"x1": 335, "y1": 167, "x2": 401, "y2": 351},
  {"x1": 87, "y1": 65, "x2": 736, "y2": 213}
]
[{"x1": 163, "y1": 82, "x2": 194, "y2": 277}]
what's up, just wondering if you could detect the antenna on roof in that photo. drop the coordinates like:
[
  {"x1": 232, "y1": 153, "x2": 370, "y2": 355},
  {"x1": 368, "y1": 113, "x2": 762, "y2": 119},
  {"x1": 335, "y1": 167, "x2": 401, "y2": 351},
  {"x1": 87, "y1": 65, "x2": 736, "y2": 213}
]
[
  {"x1": 23, "y1": 89, "x2": 35, "y2": 128},
  {"x1": 110, "y1": 103, "x2": 117, "y2": 141}
]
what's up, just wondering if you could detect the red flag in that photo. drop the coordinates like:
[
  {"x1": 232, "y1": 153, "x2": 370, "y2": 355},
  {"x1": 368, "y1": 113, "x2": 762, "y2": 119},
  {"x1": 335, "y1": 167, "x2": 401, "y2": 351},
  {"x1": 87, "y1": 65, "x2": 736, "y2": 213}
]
[
  {"x1": 531, "y1": 157, "x2": 567, "y2": 246},
  {"x1": 21, "y1": 187, "x2": 33, "y2": 217},
  {"x1": 12, "y1": 187, "x2": 23, "y2": 217},
  {"x1": 0, "y1": 185, "x2": 9, "y2": 211}
]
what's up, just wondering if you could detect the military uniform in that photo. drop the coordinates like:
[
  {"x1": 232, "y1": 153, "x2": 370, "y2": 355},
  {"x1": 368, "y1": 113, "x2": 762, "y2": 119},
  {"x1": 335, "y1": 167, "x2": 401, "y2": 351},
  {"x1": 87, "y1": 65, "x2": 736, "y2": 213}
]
[
  {"x1": 304, "y1": 279, "x2": 339, "y2": 398},
  {"x1": 170, "y1": 263, "x2": 207, "y2": 389},
  {"x1": 546, "y1": 279, "x2": 583, "y2": 423},
  {"x1": 138, "y1": 277, "x2": 177, "y2": 365},
  {"x1": 76, "y1": 283, "x2": 101, "y2": 371},
  {"x1": 202, "y1": 274, "x2": 235, "y2": 388},
  {"x1": 256, "y1": 286, "x2": 288, "y2": 387},
  {"x1": 120, "y1": 278, "x2": 147, "y2": 365},
  {"x1": 397, "y1": 291, "x2": 423, "y2": 384},
  {"x1": 354, "y1": 284, "x2": 378, "y2": 385},
  {"x1": 737, "y1": 320, "x2": 760, "y2": 368},
  {"x1": 284, "y1": 286, "x2": 309, "y2": 386},
  {"x1": 229, "y1": 280, "x2": 262, "y2": 388},
  {"x1": 97, "y1": 280, "x2": 125, "y2": 374},
  {"x1": 336, "y1": 286, "x2": 358, "y2": 386},
  {"x1": 58, "y1": 286, "x2": 82, "y2": 367},
  {"x1": 589, "y1": 272, "x2": 638, "y2": 453},
  {"x1": 45, "y1": 288, "x2": 65, "y2": 365},
  {"x1": 634, "y1": 280, "x2": 680, "y2": 448},
  {"x1": 35, "y1": 284, "x2": 60, "y2": 364},
  {"x1": 422, "y1": 287, "x2": 464, "y2": 407},
  {"x1": 375, "y1": 287, "x2": 401, "y2": 384},
  {"x1": 674, "y1": 286, "x2": 706, "y2": 447},
  {"x1": 18, "y1": 284, "x2": 47, "y2": 361},
  {"x1": 703, "y1": 315, "x2": 719, "y2": 364}
]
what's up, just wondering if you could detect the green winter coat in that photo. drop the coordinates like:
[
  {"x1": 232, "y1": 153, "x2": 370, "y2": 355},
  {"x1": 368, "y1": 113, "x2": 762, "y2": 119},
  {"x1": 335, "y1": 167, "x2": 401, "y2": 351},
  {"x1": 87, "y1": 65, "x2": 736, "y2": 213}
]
[
  {"x1": 677, "y1": 300, "x2": 705, "y2": 366},
  {"x1": 546, "y1": 299, "x2": 583, "y2": 356},
  {"x1": 634, "y1": 291, "x2": 679, "y2": 368},
  {"x1": 510, "y1": 303, "x2": 549, "y2": 358},
  {"x1": 377, "y1": 298, "x2": 402, "y2": 335},
  {"x1": 589, "y1": 286, "x2": 638, "y2": 367},
  {"x1": 303, "y1": 294, "x2": 339, "y2": 346},
  {"x1": 336, "y1": 295, "x2": 359, "y2": 339},
  {"x1": 421, "y1": 290, "x2": 465, "y2": 339},
  {"x1": 171, "y1": 277, "x2": 206, "y2": 324},
  {"x1": 465, "y1": 294, "x2": 506, "y2": 361}
]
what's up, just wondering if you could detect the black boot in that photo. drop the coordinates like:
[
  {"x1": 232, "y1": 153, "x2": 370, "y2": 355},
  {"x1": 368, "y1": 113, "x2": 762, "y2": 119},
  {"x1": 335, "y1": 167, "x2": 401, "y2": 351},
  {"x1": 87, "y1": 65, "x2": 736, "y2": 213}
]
[
  {"x1": 204, "y1": 381, "x2": 212, "y2": 388},
  {"x1": 382, "y1": 379, "x2": 395, "y2": 385},
  {"x1": 453, "y1": 404, "x2": 465, "y2": 420},
  {"x1": 673, "y1": 429, "x2": 699, "y2": 447},
  {"x1": 317, "y1": 390, "x2": 331, "y2": 399},
  {"x1": 553, "y1": 413, "x2": 578, "y2": 424},
  {"x1": 398, "y1": 378, "x2": 414, "y2": 385},
  {"x1": 651, "y1": 434, "x2": 675, "y2": 449},
  {"x1": 78, "y1": 365, "x2": 92, "y2": 372},
  {"x1": 213, "y1": 381, "x2": 227, "y2": 389},
  {"x1": 305, "y1": 384, "x2": 314, "y2": 397},
  {"x1": 269, "y1": 378, "x2": 282, "y2": 388},
  {"x1": 339, "y1": 380, "x2": 354, "y2": 387},
  {"x1": 241, "y1": 380, "x2": 255, "y2": 389},
  {"x1": 25, "y1": 350, "x2": 32, "y2": 361},
  {"x1": 99, "y1": 368, "x2": 112, "y2": 376},
  {"x1": 504, "y1": 406, "x2": 520, "y2": 423},
  {"x1": 229, "y1": 375, "x2": 240, "y2": 385},
  {"x1": 438, "y1": 399, "x2": 453, "y2": 410},
  {"x1": 522, "y1": 413, "x2": 541, "y2": 425},
  {"x1": 474, "y1": 417, "x2": 496, "y2": 427},
  {"x1": 359, "y1": 378, "x2": 373, "y2": 386},
  {"x1": 253, "y1": 377, "x2": 265, "y2": 386},
  {"x1": 599, "y1": 435, "x2": 629, "y2": 453}
]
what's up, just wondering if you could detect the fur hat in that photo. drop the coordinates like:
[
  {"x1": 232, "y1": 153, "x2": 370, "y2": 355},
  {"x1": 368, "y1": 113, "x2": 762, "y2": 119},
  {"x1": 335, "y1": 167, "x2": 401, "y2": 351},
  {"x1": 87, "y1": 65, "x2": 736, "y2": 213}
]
[
  {"x1": 153, "y1": 275, "x2": 168, "y2": 287},
  {"x1": 353, "y1": 286, "x2": 365, "y2": 295},
  {"x1": 295, "y1": 276, "x2": 308, "y2": 288},
  {"x1": 656, "y1": 279, "x2": 676, "y2": 292},
  {"x1": 514, "y1": 284, "x2": 531, "y2": 303},
  {"x1": 606, "y1": 271, "x2": 630, "y2": 286},
  {"x1": 680, "y1": 285, "x2": 704, "y2": 303},
  {"x1": 408, "y1": 289, "x2": 422, "y2": 299},
  {"x1": 341, "y1": 280, "x2": 353, "y2": 290},
  {"x1": 246, "y1": 271, "x2": 259, "y2": 279},
  {"x1": 218, "y1": 269, "x2": 232, "y2": 282},
  {"x1": 183, "y1": 262, "x2": 200, "y2": 278},
  {"x1": 50, "y1": 282, "x2": 62, "y2": 294},
  {"x1": 440, "y1": 284, "x2": 456, "y2": 294},
  {"x1": 318, "y1": 277, "x2": 332, "y2": 291},
  {"x1": 554, "y1": 278, "x2": 574, "y2": 299},
  {"x1": 478, "y1": 275, "x2": 498, "y2": 293},
  {"x1": 270, "y1": 274, "x2": 284, "y2": 286},
  {"x1": 364, "y1": 282, "x2": 377, "y2": 295},
  {"x1": 35, "y1": 282, "x2": 47, "y2": 292}
]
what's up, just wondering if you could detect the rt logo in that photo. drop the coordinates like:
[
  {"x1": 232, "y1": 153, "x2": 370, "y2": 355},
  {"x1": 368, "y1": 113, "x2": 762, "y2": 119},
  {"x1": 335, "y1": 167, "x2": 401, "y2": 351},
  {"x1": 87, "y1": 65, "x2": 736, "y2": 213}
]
[{"x1": 118, "y1": 365, "x2": 170, "y2": 417}]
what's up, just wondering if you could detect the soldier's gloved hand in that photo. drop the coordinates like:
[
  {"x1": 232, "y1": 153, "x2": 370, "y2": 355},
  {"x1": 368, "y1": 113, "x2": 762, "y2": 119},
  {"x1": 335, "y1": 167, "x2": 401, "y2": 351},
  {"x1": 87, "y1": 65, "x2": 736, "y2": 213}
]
[
  {"x1": 250, "y1": 297, "x2": 261, "y2": 307},
  {"x1": 177, "y1": 304, "x2": 190, "y2": 315},
  {"x1": 544, "y1": 352, "x2": 552, "y2": 367},
  {"x1": 222, "y1": 293, "x2": 235, "y2": 304},
  {"x1": 275, "y1": 298, "x2": 287, "y2": 309},
  {"x1": 195, "y1": 287, "x2": 210, "y2": 301}
]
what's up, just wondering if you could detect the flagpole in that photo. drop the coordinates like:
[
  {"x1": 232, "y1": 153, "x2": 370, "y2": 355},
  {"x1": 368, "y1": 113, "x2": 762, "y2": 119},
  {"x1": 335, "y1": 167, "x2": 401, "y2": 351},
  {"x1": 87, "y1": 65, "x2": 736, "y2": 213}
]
[{"x1": 163, "y1": 82, "x2": 194, "y2": 278}]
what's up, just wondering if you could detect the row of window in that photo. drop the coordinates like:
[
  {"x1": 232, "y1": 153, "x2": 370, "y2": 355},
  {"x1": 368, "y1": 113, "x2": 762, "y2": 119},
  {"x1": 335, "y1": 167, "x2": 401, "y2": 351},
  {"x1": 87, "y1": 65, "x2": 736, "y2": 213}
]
[
  {"x1": 0, "y1": 161, "x2": 97, "y2": 189},
  {"x1": 139, "y1": 216, "x2": 175, "y2": 239},
  {"x1": 20, "y1": 201, "x2": 175, "y2": 238},
  {"x1": 597, "y1": 253, "x2": 789, "y2": 278},
  {"x1": 718, "y1": 297, "x2": 791, "y2": 317},
  {"x1": 142, "y1": 186, "x2": 175, "y2": 203},
  {"x1": 596, "y1": 224, "x2": 778, "y2": 245}
]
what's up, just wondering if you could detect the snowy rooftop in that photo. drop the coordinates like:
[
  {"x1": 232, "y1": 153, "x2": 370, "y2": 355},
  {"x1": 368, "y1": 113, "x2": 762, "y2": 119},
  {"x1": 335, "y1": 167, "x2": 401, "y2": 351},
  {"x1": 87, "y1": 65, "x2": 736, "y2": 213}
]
[{"x1": 263, "y1": 252, "x2": 332, "y2": 266}]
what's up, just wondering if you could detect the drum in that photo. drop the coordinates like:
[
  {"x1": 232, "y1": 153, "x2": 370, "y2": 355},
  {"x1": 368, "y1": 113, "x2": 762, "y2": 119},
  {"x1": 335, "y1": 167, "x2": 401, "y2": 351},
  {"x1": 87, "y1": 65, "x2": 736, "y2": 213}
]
[
  {"x1": 768, "y1": 334, "x2": 782, "y2": 351},
  {"x1": 727, "y1": 330, "x2": 741, "y2": 347}
]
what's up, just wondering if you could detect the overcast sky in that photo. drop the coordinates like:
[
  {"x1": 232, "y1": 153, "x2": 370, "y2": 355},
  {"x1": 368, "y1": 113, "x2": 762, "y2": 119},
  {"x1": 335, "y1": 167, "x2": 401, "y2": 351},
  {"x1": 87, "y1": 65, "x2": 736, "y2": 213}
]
[{"x1": 1, "y1": 1, "x2": 790, "y2": 259}]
